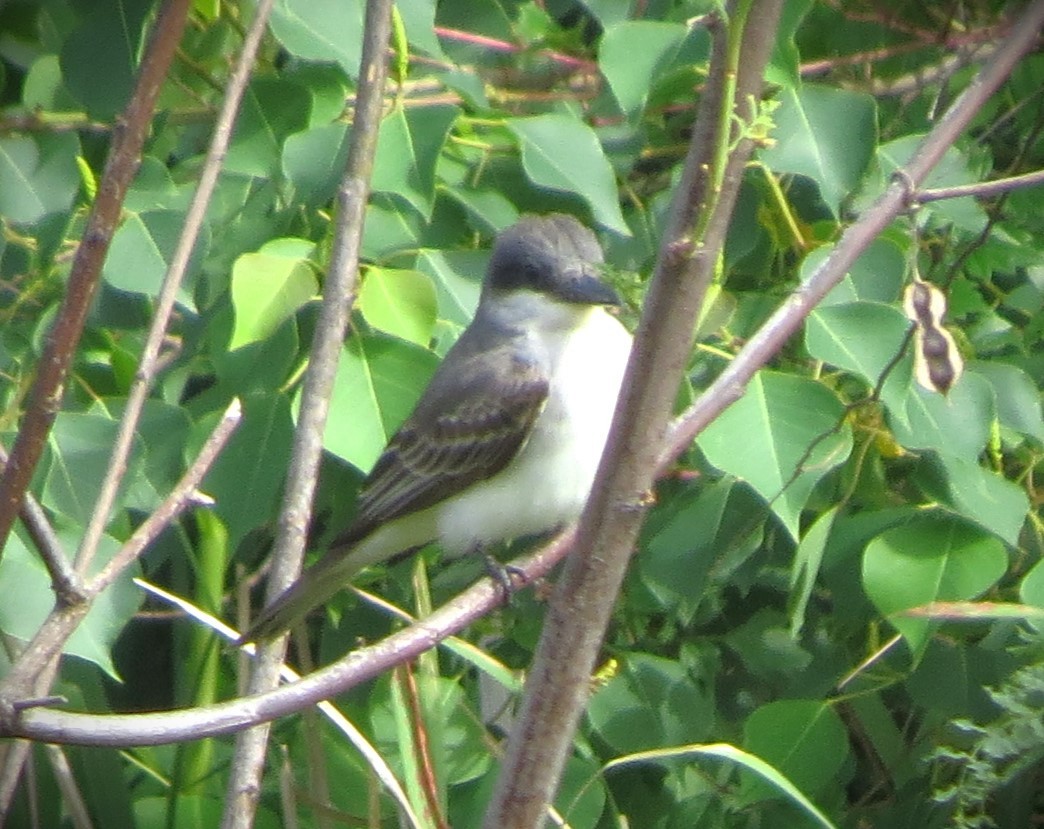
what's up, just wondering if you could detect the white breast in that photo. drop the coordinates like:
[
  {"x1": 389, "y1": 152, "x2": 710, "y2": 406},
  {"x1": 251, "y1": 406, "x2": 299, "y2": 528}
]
[{"x1": 436, "y1": 305, "x2": 632, "y2": 553}]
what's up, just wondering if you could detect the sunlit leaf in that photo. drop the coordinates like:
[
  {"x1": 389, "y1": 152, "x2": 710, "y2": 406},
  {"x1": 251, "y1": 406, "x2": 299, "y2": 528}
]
[
  {"x1": 761, "y1": 84, "x2": 876, "y2": 215},
  {"x1": 322, "y1": 332, "x2": 439, "y2": 473},
  {"x1": 359, "y1": 267, "x2": 438, "y2": 347},
  {"x1": 741, "y1": 700, "x2": 849, "y2": 806},
  {"x1": 508, "y1": 114, "x2": 629, "y2": 235},
  {"x1": 698, "y1": 371, "x2": 852, "y2": 539},
  {"x1": 862, "y1": 512, "x2": 1007, "y2": 660},
  {"x1": 229, "y1": 238, "x2": 318, "y2": 350}
]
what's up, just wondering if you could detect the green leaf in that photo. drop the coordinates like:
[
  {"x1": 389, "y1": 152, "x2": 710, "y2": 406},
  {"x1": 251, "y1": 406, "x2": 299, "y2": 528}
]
[
  {"x1": 805, "y1": 301, "x2": 910, "y2": 387},
  {"x1": 599, "y1": 21, "x2": 688, "y2": 118},
  {"x1": 323, "y1": 332, "x2": 440, "y2": 472},
  {"x1": 39, "y1": 412, "x2": 145, "y2": 526},
  {"x1": 697, "y1": 371, "x2": 852, "y2": 539},
  {"x1": 862, "y1": 512, "x2": 1008, "y2": 659},
  {"x1": 877, "y1": 135, "x2": 988, "y2": 232},
  {"x1": 640, "y1": 480, "x2": 765, "y2": 621},
  {"x1": 225, "y1": 77, "x2": 312, "y2": 177},
  {"x1": 439, "y1": 155, "x2": 520, "y2": 234},
  {"x1": 269, "y1": 0, "x2": 365, "y2": 78},
  {"x1": 761, "y1": 84, "x2": 876, "y2": 215},
  {"x1": 1020, "y1": 559, "x2": 1044, "y2": 633},
  {"x1": 813, "y1": 237, "x2": 907, "y2": 306},
  {"x1": 372, "y1": 106, "x2": 459, "y2": 218},
  {"x1": 103, "y1": 210, "x2": 210, "y2": 306},
  {"x1": 359, "y1": 267, "x2": 438, "y2": 346},
  {"x1": 906, "y1": 639, "x2": 1016, "y2": 721},
  {"x1": 0, "y1": 530, "x2": 141, "y2": 679},
  {"x1": 588, "y1": 654, "x2": 713, "y2": 754},
  {"x1": 201, "y1": 393, "x2": 294, "y2": 549},
  {"x1": 916, "y1": 453, "x2": 1029, "y2": 547},
  {"x1": 741, "y1": 700, "x2": 849, "y2": 805},
  {"x1": 789, "y1": 506, "x2": 838, "y2": 637},
  {"x1": 22, "y1": 54, "x2": 79, "y2": 111},
  {"x1": 883, "y1": 369, "x2": 995, "y2": 460},
  {"x1": 396, "y1": 0, "x2": 445, "y2": 59},
  {"x1": 125, "y1": 156, "x2": 179, "y2": 213},
  {"x1": 970, "y1": 360, "x2": 1044, "y2": 442},
  {"x1": 507, "y1": 114, "x2": 629, "y2": 235},
  {"x1": 413, "y1": 248, "x2": 485, "y2": 329},
  {"x1": 604, "y1": 743, "x2": 839, "y2": 829},
  {"x1": 93, "y1": 398, "x2": 192, "y2": 511},
  {"x1": 0, "y1": 133, "x2": 80, "y2": 225},
  {"x1": 229, "y1": 238, "x2": 318, "y2": 350},
  {"x1": 282, "y1": 122, "x2": 351, "y2": 206},
  {"x1": 362, "y1": 192, "x2": 430, "y2": 260},
  {"x1": 59, "y1": 0, "x2": 152, "y2": 119}
]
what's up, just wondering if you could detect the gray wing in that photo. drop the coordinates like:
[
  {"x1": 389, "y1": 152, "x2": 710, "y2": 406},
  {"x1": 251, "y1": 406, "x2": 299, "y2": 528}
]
[{"x1": 333, "y1": 346, "x2": 549, "y2": 547}]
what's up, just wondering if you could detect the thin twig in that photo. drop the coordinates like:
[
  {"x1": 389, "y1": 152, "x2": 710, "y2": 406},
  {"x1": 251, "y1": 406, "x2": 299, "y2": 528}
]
[
  {"x1": 0, "y1": 443, "x2": 82, "y2": 601},
  {"x1": 44, "y1": 744, "x2": 93, "y2": 829},
  {"x1": 88, "y1": 399, "x2": 243, "y2": 593},
  {"x1": 916, "y1": 167, "x2": 1044, "y2": 202},
  {"x1": 221, "y1": 1, "x2": 395, "y2": 826},
  {"x1": 0, "y1": 400, "x2": 241, "y2": 704},
  {"x1": 0, "y1": 0, "x2": 193, "y2": 563},
  {"x1": 661, "y1": 0, "x2": 1044, "y2": 466},
  {"x1": 73, "y1": 0, "x2": 283, "y2": 578}
]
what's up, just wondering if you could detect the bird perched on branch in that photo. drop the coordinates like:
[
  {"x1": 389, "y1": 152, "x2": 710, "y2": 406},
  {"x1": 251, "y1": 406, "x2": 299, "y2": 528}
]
[{"x1": 238, "y1": 213, "x2": 633, "y2": 644}]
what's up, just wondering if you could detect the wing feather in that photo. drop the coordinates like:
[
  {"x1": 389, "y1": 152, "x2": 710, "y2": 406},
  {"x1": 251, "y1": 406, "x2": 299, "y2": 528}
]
[{"x1": 334, "y1": 348, "x2": 548, "y2": 547}]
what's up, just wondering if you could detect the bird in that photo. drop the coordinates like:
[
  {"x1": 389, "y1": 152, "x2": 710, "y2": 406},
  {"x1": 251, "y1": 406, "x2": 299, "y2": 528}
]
[{"x1": 238, "y1": 213, "x2": 633, "y2": 643}]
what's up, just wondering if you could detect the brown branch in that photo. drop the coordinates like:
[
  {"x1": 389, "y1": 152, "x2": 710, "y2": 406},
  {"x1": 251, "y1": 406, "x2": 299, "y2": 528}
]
[
  {"x1": 0, "y1": 0, "x2": 192, "y2": 813},
  {"x1": 73, "y1": 0, "x2": 283, "y2": 579},
  {"x1": 3, "y1": 0, "x2": 1043, "y2": 794},
  {"x1": 661, "y1": 0, "x2": 1044, "y2": 466},
  {"x1": 433, "y1": 25, "x2": 597, "y2": 71},
  {"x1": 481, "y1": 2, "x2": 784, "y2": 826},
  {"x1": 221, "y1": 1, "x2": 395, "y2": 826},
  {"x1": 799, "y1": 25, "x2": 1005, "y2": 76},
  {"x1": 1, "y1": 532, "x2": 572, "y2": 746},
  {"x1": 0, "y1": 0, "x2": 192, "y2": 561},
  {"x1": 0, "y1": 400, "x2": 241, "y2": 704},
  {"x1": 0, "y1": 443, "x2": 81, "y2": 602},
  {"x1": 915, "y1": 167, "x2": 1044, "y2": 203},
  {"x1": 0, "y1": 641, "x2": 61, "y2": 821}
]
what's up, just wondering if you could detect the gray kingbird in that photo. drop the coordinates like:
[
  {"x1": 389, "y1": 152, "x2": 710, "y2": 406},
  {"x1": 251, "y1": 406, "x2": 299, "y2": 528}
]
[{"x1": 240, "y1": 213, "x2": 633, "y2": 642}]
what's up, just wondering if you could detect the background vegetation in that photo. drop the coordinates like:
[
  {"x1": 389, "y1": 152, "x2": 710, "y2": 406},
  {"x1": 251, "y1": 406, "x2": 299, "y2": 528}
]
[{"x1": 1, "y1": 1, "x2": 1043, "y2": 828}]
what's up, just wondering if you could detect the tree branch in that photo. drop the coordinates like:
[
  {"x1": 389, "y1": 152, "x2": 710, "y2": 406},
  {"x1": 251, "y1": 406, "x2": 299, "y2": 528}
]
[
  {"x1": 0, "y1": 443, "x2": 80, "y2": 602},
  {"x1": 221, "y1": 1, "x2": 395, "y2": 826},
  {"x1": 3, "y1": 0, "x2": 1042, "y2": 799},
  {"x1": 73, "y1": 0, "x2": 284, "y2": 579},
  {"x1": 0, "y1": 0, "x2": 193, "y2": 562},
  {"x1": 915, "y1": 167, "x2": 1044, "y2": 203},
  {"x1": 0, "y1": 400, "x2": 241, "y2": 704},
  {"x1": 661, "y1": 0, "x2": 1044, "y2": 467},
  {"x1": 482, "y1": 2, "x2": 783, "y2": 825},
  {"x1": 2, "y1": 533, "x2": 572, "y2": 746}
]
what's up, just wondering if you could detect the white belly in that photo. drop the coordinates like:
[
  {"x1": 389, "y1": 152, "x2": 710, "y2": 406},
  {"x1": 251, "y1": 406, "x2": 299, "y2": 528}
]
[{"x1": 437, "y1": 308, "x2": 632, "y2": 552}]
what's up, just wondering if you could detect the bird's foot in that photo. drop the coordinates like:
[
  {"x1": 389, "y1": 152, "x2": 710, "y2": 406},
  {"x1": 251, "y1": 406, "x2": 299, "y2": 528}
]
[{"x1": 484, "y1": 555, "x2": 525, "y2": 603}]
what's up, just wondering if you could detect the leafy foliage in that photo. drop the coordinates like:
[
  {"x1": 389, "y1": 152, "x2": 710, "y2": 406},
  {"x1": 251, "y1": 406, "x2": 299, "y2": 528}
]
[{"x1": 1, "y1": 1, "x2": 1043, "y2": 828}]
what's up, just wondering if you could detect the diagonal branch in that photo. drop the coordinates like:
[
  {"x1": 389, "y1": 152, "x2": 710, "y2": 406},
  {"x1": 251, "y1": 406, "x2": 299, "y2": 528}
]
[
  {"x1": 0, "y1": 0, "x2": 193, "y2": 563},
  {"x1": 221, "y1": 1, "x2": 396, "y2": 826},
  {"x1": 482, "y1": 2, "x2": 783, "y2": 825},
  {"x1": 0, "y1": 400, "x2": 241, "y2": 703},
  {"x1": 72, "y1": 0, "x2": 283, "y2": 578}
]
